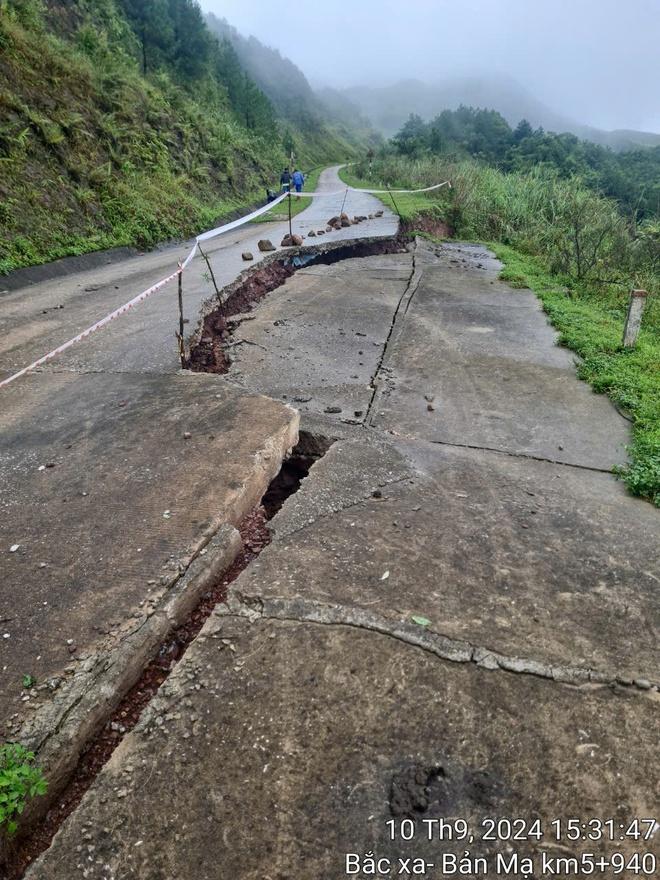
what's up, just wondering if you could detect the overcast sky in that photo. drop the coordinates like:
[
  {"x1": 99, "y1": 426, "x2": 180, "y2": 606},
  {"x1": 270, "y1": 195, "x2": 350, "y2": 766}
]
[{"x1": 200, "y1": 0, "x2": 660, "y2": 133}]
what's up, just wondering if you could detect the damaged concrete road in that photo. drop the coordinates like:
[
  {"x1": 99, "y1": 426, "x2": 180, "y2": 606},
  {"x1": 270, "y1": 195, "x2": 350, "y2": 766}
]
[
  {"x1": 368, "y1": 242, "x2": 629, "y2": 470},
  {"x1": 0, "y1": 370, "x2": 298, "y2": 822},
  {"x1": 0, "y1": 165, "x2": 393, "y2": 819},
  {"x1": 235, "y1": 434, "x2": 659, "y2": 685},
  {"x1": 224, "y1": 253, "x2": 413, "y2": 419},
  {"x1": 25, "y1": 618, "x2": 659, "y2": 879},
  {"x1": 26, "y1": 237, "x2": 659, "y2": 878}
]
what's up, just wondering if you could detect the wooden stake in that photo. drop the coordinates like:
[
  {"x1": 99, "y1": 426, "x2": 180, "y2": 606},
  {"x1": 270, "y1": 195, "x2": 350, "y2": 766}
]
[
  {"x1": 198, "y1": 243, "x2": 221, "y2": 300},
  {"x1": 176, "y1": 264, "x2": 185, "y2": 368},
  {"x1": 386, "y1": 185, "x2": 402, "y2": 221}
]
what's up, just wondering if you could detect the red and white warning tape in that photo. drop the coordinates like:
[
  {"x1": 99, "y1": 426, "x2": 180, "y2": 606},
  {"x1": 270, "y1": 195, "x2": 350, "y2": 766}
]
[
  {"x1": 0, "y1": 267, "x2": 182, "y2": 388},
  {"x1": 0, "y1": 181, "x2": 448, "y2": 389},
  {"x1": 0, "y1": 193, "x2": 288, "y2": 389}
]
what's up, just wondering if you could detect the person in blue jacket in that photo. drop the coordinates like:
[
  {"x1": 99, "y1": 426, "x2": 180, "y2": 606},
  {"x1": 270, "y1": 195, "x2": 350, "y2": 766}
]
[{"x1": 291, "y1": 168, "x2": 305, "y2": 193}]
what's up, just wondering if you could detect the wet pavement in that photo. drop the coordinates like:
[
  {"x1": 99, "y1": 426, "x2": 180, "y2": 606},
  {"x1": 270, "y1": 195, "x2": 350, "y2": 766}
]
[{"x1": 24, "y1": 238, "x2": 659, "y2": 879}]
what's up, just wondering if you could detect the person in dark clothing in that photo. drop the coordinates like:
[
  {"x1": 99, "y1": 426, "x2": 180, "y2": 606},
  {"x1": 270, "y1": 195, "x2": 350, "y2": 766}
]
[
  {"x1": 292, "y1": 168, "x2": 305, "y2": 193},
  {"x1": 266, "y1": 188, "x2": 278, "y2": 203},
  {"x1": 280, "y1": 168, "x2": 292, "y2": 191}
]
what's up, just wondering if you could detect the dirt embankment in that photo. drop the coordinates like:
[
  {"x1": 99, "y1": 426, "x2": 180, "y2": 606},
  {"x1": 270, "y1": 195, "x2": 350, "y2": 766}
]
[{"x1": 401, "y1": 215, "x2": 454, "y2": 240}]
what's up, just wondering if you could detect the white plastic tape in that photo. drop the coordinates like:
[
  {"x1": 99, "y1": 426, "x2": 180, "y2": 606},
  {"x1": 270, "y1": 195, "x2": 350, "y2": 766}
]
[
  {"x1": 286, "y1": 189, "x2": 348, "y2": 197},
  {"x1": 196, "y1": 192, "x2": 288, "y2": 242},
  {"x1": 180, "y1": 242, "x2": 198, "y2": 271},
  {"x1": 280, "y1": 181, "x2": 451, "y2": 197},
  {"x1": 1, "y1": 180, "x2": 450, "y2": 389},
  {"x1": 351, "y1": 181, "x2": 451, "y2": 194}
]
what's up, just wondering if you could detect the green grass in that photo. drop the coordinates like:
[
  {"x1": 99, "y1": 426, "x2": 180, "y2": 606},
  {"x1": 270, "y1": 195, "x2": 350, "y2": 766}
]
[
  {"x1": 0, "y1": 7, "x2": 352, "y2": 275},
  {"x1": 251, "y1": 165, "x2": 324, "y2": 224},
  {"x1": 492, "y1": 244, "x2": 660, "y2": 506},
  {"x1": 338, "y1": 164, "x2": 446, "y2": 222}
]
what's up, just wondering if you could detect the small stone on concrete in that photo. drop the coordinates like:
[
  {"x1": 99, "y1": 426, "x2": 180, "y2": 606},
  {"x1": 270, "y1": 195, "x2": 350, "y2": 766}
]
[{"x1": 281, "y1": 234, "x2": 303, "y2": 247}]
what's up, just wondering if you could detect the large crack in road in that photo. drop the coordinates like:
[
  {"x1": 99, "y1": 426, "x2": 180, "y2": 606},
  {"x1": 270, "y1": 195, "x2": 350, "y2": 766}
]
[{"x1": 5, "y1": 185, "x2": 658, "y2": 878}]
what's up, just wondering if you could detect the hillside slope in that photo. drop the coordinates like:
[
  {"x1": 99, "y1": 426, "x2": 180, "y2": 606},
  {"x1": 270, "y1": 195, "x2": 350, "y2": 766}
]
[
  {"x1": 0, "y1": 0, "x2": 354, "y2": 276},
  {"x1": 205, "y1": 13, "x2": 379, "y2": 154}
]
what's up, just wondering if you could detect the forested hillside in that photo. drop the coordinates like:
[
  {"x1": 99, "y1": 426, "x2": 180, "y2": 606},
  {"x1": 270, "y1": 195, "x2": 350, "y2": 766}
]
[
  {"x1": 392, "y1": 107, "x2": 660, "y2": 221},
  {"x1": 0, "y1": 0, "x2": 358, "y2": 275},
  {"x1": 345, "y1": 77, "x2": 660, "y2": 151},
  {"x1": 204, "y1": 13, "x2": 379, "y2": 157}
]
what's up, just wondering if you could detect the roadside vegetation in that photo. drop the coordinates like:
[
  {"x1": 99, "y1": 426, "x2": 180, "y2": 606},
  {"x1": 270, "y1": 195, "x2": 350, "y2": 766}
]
[
  {"x1": 344, "y1": 117, "x2": 659, "y2": 505},
  {"x1": 0, "y1": 0, "x2": 359, "y2": 275},
  {"x1": 339, "y1": 165, "x2": 441, "y2": 222},
  {"x1": 0, "y1": 743, "x2": 47, "y2": 836}
]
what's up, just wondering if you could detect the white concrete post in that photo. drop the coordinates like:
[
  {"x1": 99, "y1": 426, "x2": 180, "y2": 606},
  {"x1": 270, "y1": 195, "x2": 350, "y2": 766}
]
[{"x1": 622, "y1": 289, "x2": 648, "y2": 348}]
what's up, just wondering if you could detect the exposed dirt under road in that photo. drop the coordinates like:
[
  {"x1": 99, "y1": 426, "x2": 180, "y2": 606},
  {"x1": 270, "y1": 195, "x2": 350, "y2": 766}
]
[{"x1": 187, "y1": 237, "x2": 406, "y2": 375}]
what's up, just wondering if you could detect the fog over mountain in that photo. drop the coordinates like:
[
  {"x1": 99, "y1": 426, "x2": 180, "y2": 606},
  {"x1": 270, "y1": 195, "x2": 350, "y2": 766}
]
[
  {"x1": 199, "y1": 0, "x2": 660, "y2": 137},
  {"x1": 343, "y1": 77, "x2": 660, "y2": 150}
]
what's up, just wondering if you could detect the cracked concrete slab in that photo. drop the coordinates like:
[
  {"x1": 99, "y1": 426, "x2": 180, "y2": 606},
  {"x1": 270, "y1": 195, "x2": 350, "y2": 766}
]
[
  {"x1": 370, "y1": 241, "x2": 630, "y2": 471},
  {"x1": 0, "y1": 369, "x2": 298, "y2": 811},
  {"x1": 233, "y1": 435, "x2": 659, "y2": 685},
  {"x1": 226, "y1": 254, "x2": 413, "y2": 422},
  {"x1": 26, "y1": 615, "x2": 659, "y2": 880}
]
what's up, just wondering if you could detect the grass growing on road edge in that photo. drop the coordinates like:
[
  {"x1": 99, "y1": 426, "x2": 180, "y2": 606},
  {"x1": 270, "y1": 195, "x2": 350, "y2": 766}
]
[
  {"x1": 338, "y1": 166, "x2": 447, "y2": 222},
  {"x1": 252, "y1": 166, "x2": 324, "y2": 224},
  {"x1": 491, "y1": 244, "x2": 660, "y2": 506}
]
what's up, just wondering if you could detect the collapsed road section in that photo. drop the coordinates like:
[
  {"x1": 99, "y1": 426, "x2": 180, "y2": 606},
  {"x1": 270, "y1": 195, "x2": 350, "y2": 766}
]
[
  {"x1": 1, "y1": 163, "x2": 402, "y2": 873},
  {"x1": 1, "y1": 235, "x2": 405, "y2": 876},
  {"x1": 3, "y1": 429, "x2": 334, "y2": 878},
  {"x1": 187, "y1": 235, "x2": 407, "y2": 375},
  {"x1": 4, "y1": 224, "x2": 658, "y2": 876},
  {"x1": 0, "y1": 370, "x2": 299, "y2": 852},
  {"x1": 24, "y1": 408, "x2": 660, "y2": 878}
]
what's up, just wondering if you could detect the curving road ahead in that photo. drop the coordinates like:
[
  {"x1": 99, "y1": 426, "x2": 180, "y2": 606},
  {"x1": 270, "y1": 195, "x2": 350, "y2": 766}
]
[{"x1": 0, "y1": 166, "x2": 396, "y2": 380}]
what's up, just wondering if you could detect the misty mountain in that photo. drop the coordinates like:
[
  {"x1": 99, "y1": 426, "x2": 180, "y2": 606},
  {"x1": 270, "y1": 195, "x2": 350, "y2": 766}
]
[
  {"x1": 344, "y1": 76, "x2": 660, "y2": 151},
  {"x1": 205, "y1": 13, "x2": 376, "y2": 146}
]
